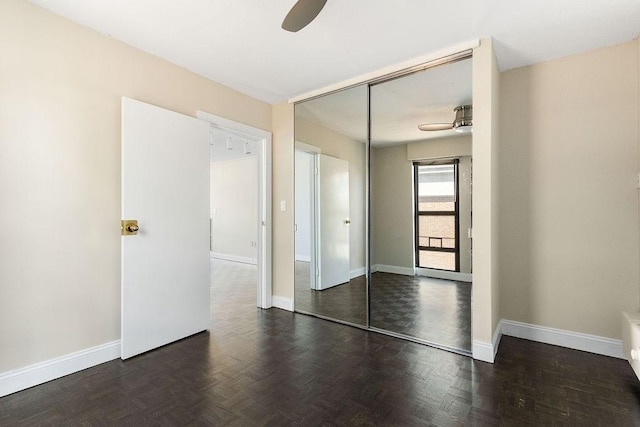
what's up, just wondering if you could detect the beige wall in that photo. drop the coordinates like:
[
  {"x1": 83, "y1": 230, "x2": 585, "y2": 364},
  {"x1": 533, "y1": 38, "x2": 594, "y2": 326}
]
[
  {"x1": 407, "y1": 135, "x2": 472, "y2": 159},
  {"x1": 271, "y1": 102, "x2": 295, "y2": 300},
  {"x1": 371, "y1": 145, "x2": 414, "y2": 268},
  {"x1": 498, "y1": 40, "x2": 640, "y2": 339},
  {"x1": 210, "y1": 158, "x2": 258, "y2": 260},
  {"x1": 471, "y1": 38, "x2": 500, "y2": 349},
  {"x1": 0, "y1": 0, "x2": 271, "y2": 373},
  {"x1": 295, "y1": 118, "x2": 367, "y2": 272}
]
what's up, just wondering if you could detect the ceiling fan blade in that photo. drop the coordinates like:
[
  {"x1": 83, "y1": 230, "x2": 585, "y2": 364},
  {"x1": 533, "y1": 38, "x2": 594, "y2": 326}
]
[
  {"x1": 282, "y1": 0, "x2": 327, "y2": 32},
  {"x1": 418, "y1": 123, "x2": 454, "y2": 131}
]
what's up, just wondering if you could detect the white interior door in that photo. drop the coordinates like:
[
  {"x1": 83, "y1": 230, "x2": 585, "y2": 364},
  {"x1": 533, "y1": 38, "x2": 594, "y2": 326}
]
[
  {"x1": 317, "y1": 154, "x2": 350, "y2": 290},
  {"x1": 121, "y1": 97, "x2": 210, "y2": 359}
]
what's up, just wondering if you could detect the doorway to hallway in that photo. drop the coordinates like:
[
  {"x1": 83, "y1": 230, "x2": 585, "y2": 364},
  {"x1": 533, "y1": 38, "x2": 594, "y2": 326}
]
[{"x1": 198, "y1": 110, "x2": 272, "y2": 310}]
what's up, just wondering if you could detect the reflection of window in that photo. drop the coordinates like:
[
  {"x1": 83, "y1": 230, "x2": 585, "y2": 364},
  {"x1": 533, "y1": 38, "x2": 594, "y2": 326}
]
[{"x1": 414, "y1": 161, "x2": 459, "y2": 271}]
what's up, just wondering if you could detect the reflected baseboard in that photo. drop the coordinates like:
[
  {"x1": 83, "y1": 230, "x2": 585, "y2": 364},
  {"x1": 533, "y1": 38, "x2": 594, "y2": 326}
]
[
  {"x1": 272, "y1": 296, "x2": 293, "y2": 312},
  {"x1": 371, "y1": 264, "x2": 415, "y2": 276},
  {"x1": 350, "y1": 267, "x2": 366, "y2": 279},
  {"x1": 416, "y1": 268, "x2": 472, "y2": 283}
]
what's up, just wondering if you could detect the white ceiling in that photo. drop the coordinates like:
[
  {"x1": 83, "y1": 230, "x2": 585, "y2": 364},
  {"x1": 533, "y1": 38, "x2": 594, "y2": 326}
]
[{"x1": 27, "y1": 0, "x2": 640, "y2": 105}]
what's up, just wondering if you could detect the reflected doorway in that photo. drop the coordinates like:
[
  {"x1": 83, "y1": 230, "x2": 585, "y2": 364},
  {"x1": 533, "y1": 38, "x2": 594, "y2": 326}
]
[
  {"x1": 293, "y1": 84, "x2": 368, "y2": 327},
  {"x1": 294, "y1": 147, "x2": 367, "y2": 326}
]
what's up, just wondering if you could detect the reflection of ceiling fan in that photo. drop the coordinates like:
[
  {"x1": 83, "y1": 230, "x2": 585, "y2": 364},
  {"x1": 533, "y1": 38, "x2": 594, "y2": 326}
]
[
  {"x1": 282, "y1": 0, "x2": 327, "y2": 32},
  {"x1": 418, "y1": 105, "x2": 473, "y2": 133}
]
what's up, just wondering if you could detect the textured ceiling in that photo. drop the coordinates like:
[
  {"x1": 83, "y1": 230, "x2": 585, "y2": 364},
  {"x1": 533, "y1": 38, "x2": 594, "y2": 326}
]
[{"x1": 27, "y1": 0, "x2": 640, "y2": 104}]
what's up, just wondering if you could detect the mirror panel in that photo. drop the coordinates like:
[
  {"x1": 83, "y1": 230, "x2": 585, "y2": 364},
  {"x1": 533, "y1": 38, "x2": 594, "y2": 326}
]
[
  {"x1": 369, "y1": 57, "x2": 473, "y2": 351},
  {"x1": 294, "y1": 85, "x2": 368, "y2": 326}
]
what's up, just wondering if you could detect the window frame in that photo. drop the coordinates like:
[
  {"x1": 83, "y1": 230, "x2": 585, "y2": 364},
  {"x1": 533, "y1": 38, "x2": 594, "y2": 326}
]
[{"x1": 413, "y1": 159, "x2": 460, "y2": 272}]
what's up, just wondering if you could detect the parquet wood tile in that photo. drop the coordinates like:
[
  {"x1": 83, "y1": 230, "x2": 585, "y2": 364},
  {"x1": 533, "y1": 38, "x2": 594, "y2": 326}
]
[{"x1": 1, "y1": 260, "x2": 639, "y2": 425}]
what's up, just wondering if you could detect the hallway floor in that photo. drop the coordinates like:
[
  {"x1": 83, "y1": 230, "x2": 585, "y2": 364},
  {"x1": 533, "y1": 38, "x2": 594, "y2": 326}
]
[{"x1": 1, "y1": 260, "x2": 639, "y2": 425}]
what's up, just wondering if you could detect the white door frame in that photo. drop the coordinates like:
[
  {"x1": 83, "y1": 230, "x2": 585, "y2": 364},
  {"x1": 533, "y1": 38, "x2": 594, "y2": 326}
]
[
  {"x1": 295, "y1": 142, "x2": 321, "y2": 292},
  {"x1": 197, "y1": 111, "x2": 272, "y2": 309},
  {"x1": 294, "y1": 144, "x2": 319, "y2": 291}
]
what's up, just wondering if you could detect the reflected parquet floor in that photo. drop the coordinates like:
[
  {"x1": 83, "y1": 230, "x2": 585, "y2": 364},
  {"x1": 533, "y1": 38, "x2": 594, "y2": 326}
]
[
  {"x1": 295, "y1": 262, "x2": 471, "y2": 351},
  {"x1": 294, "y1": 261, "x2": 367, "y2": 326},
  {"x1": 370, "y1": 272, "x2": 471, "y2": 351}
]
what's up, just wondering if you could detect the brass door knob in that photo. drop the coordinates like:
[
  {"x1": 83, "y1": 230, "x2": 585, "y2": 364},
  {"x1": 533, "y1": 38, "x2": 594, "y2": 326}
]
[{"x1": 121, "y1": 220, "x2": 139, "y2": 235}]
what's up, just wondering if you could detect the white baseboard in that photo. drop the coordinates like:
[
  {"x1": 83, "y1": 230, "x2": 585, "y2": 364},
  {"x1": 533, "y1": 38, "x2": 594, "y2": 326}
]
[
  {"x1": 210, "y1": 252, "x2": 257, "y2": 265},
  {"x1": 272, "y1": 296, "x2": 294, "y2": 312},
  {"x1": 472, "y1": 323, "x2": 503, "y2": 363},
  {"x1": 472, "y1": 340, "x2": 495, "y2": 363},
  {"x1": 350, "y1": 267, "x2": 366, "y2": 279},
  {"x1": 0, "y1": 340, "x2": 121, "y2": 397},
  {"x1": 499, "y1": 319, "x2": 624, "y2": 359},
  {"x1": 416, "y1": 268, "x2": 472, "y2": 283},
  {"x1": 372, "y1": 264, "x2": 415, "y2": 276},
  {"x1": 295, "y1": 255, "x2": 311, "y2": 262}
]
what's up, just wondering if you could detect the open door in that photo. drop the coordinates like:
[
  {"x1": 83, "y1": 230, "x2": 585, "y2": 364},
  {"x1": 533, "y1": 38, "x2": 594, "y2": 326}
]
[
  {"x1": 317, "y1": 154, "x2": 350, "y2": 290},
  {"x1": 121, "y1": 98, "x2": 210, "y2": 359}
]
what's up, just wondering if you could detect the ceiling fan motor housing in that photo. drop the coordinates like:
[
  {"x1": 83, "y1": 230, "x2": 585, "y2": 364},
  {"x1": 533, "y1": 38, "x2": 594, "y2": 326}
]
[{"x1": 453, "y1": 105, "x2": 473, "y2": 132}]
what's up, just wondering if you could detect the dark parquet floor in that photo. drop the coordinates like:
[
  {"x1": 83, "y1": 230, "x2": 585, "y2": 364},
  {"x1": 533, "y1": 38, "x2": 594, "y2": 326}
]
[{"x1": 2, "y1": 260, "x2": 640, "y2": 425}]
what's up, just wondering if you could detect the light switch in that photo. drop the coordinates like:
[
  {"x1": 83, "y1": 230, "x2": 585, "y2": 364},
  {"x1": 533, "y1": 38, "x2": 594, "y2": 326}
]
[{"x1": 280, "y1": 200, "x2": 287, "y2": 211}]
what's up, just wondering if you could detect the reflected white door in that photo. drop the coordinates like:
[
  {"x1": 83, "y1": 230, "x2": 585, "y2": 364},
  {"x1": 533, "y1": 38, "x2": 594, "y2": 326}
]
[
  {"x1": 318, "y1": 154, "x2": 350, "y2": 290},
  {"x1": 121, "y1": 97, "x2": 210, "y2": 359}
]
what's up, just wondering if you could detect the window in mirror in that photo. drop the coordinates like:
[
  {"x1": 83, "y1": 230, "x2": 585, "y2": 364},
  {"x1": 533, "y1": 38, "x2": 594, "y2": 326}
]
[{"x1": 414, "y1": 162, "x2": 459, "y2": 271}]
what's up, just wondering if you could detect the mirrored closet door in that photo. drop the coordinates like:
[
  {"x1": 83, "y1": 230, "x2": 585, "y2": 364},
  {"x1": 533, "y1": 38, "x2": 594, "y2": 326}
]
[
  {"x1": 369, "y1": 56, "x2": 473, "y2": 352},
  {"x1": 292, "y1": 53, "x2": 474, "y2": 355},
  {"x1": 293, "y1": 84, "x2": 368, "y2": 326}
]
